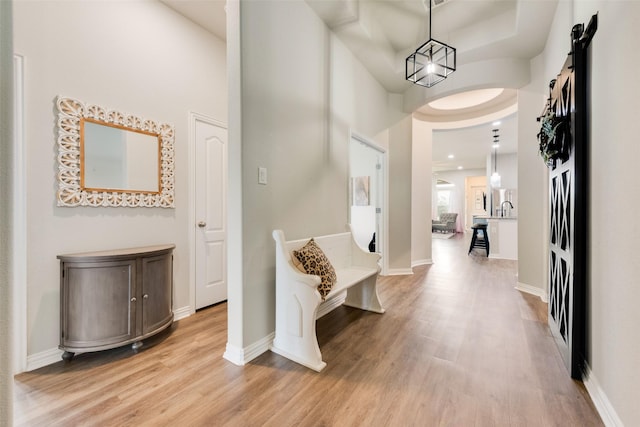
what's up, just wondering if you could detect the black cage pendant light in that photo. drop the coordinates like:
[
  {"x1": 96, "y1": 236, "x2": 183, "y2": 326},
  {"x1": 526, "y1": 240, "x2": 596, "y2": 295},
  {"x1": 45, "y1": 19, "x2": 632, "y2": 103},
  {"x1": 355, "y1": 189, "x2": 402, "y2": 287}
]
[{"x1": 406, "y1": 0, "x2": 456, "y2": 88}]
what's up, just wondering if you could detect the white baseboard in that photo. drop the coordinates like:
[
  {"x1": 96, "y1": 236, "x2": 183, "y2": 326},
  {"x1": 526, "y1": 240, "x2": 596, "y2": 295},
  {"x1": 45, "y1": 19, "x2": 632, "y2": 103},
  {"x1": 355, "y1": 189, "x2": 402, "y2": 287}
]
[
  {"x1": 25, "y1": 309, "x2": 192, "y2": 372},
  {"x1": 411, "y1": 259, "x2": 433, "y2": 267},
  {"x1": 222, "y1": 343, "x2": 245, "y2": 365},
  {"x1": 173, "y1": 305, "x2": 193, "y2": 321},
  {"x1": 223, "y1": 332, "x2": 275, "y2": 366},
  {"x1": 489, "y1": 254, "x2": 517, "y2": 261},
  {"x1": 385, "y1": 268, "x2": 414, "y2": 276},
  {"x1": 584, "y1": 364, "x2": 624, "y2": 427},
  {"x1": 515, "y1": 281, "x2": 548, "y2": 303},
  {"x1": 27, "y1": 347, "x2": 64, "y2": 371}
]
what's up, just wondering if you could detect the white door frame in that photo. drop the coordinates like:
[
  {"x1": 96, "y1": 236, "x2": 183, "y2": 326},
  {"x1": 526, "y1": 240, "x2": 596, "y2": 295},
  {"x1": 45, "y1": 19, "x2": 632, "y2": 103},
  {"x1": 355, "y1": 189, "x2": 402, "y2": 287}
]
[
  {"x1": 188, "y1": 112, "x2": 228, "y2": 315},
  {"x1": 13, "y1": 54, "x2": 27, "y2": 374},
  {"x1": 349, "y1": 130, "x2": 389, "y2": 276}
]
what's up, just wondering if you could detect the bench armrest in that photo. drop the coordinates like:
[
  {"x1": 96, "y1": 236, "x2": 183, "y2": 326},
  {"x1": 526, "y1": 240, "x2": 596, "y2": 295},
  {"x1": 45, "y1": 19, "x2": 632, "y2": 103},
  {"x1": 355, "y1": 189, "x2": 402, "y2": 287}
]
[
  {"x1": 346, "y1": 225, "x2": 381, "y2": 272},
  {"x1": 285, "y1": 259, "x2": 322, "y2": 288},
  {"x1": 273, "y1": 229, "x2": 322, "y2": 291}
]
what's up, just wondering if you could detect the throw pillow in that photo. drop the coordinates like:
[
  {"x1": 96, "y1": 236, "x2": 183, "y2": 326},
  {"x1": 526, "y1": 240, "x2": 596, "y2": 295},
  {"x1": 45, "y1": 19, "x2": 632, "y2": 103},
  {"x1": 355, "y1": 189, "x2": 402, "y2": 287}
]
[
  {"x1": 292, "y1": 239, "x2": 336, "y2": 300},
  {"x1": 291, "y1": 254, "x2": 307, "y2": 274}
]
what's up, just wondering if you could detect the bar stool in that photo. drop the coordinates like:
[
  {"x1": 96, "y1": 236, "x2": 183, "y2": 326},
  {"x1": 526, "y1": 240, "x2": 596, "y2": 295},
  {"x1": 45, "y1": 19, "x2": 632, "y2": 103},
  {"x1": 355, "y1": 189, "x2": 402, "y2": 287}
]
[{"x1": 469, "y1": 223, "x2": 490, "y2": 256}]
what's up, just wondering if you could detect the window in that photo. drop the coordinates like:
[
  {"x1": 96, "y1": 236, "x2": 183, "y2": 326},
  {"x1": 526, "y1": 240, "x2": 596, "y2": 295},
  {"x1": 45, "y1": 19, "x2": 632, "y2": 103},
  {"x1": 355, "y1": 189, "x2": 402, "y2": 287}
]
[
  {"x1": 437, "y1": 190, "x2": 451, "y2": 218},
  {"x1": 436, "y1": 179, "x2": 454, "y2": 218}
]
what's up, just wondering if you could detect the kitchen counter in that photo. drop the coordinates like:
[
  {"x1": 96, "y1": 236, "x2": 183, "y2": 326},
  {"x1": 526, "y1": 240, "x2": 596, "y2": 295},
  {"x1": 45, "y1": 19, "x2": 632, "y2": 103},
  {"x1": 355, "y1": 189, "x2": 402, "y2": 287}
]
[
  {"x1": 475, "y1": 216, "x2": 518, "y2": 220},
  {"x1": 487, "y1": 218, "x2": 517, "y2": 260}
]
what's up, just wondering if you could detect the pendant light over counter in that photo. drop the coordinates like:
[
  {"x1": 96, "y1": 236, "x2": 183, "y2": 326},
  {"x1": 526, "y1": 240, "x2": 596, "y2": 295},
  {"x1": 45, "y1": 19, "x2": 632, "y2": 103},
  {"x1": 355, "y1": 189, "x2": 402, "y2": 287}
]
[{"x1": 490, "y1": 128, "x2": 501, "y2": 188}]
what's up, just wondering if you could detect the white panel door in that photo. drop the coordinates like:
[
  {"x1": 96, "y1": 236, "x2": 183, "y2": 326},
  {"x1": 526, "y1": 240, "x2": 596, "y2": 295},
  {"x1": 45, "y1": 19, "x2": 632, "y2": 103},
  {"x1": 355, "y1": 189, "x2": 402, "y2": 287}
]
[{"x1": 195, "y1": 118, "x2": 227, "y2": 309}]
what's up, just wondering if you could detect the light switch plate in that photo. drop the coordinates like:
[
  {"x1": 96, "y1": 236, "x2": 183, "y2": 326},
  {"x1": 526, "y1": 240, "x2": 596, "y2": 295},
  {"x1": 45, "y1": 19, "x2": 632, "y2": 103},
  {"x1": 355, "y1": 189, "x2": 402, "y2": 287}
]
[{"x1": 258, "y1": 167, "x2": 267, "y2": 185}]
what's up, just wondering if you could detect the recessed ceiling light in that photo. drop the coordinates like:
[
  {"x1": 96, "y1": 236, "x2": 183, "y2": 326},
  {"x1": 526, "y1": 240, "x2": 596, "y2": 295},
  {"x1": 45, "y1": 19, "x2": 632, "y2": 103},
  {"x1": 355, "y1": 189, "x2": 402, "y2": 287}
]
[
  {"x1": 448, "y1": 154, "x2": 454, "y2": 159},
  {"x1": 457, "y1": 166, "x2": 463, "y2": 170}
]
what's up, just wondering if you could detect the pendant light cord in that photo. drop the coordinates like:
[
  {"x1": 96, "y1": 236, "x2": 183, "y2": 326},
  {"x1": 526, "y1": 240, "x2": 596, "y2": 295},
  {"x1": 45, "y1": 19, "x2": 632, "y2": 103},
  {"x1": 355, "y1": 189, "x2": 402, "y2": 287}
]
[{"x1": 428, "y1": 0, "x2": 432, "y2": 39}]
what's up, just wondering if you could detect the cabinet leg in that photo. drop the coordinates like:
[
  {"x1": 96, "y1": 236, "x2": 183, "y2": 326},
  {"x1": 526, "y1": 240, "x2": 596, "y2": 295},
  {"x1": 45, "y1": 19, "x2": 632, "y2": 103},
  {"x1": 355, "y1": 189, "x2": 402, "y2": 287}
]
[
  {"x1": 61, "y1": 351, "x2": 75, "y2": 362},
  {"x1": 131, "y1": 341, "x2": 143, "y2": 352}
]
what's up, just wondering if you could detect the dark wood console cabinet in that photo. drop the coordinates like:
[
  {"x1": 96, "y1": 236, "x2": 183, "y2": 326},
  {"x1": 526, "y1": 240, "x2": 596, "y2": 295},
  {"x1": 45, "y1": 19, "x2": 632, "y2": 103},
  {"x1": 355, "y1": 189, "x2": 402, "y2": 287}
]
[{"x1": 57, "y1": 244, "x2": 175, "y2": 361}]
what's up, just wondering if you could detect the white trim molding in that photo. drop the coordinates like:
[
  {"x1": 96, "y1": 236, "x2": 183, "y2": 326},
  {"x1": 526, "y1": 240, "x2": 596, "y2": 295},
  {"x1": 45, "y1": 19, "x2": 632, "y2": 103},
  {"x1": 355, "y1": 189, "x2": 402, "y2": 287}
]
[
  {"x1": 411, "y1": 259, "x2": 433, "y2": 268},
  {"x1": 26, "y1": 348, "x2": 64, "y2": 372},
  {"x1": 222, "y1": 343, "x2": 244, "y2": 366},
  {"x1": 583, "y1": 364, "x2": 624, "y2": 427},
  {"x1": 24, "y1": 312, "x2": 189, "y2": 372},
  {"x1": 172, "y1": 306, "x2": 193, "y2": 322},
  {"x1": 12, "y1": 54, "x2": 27, "y2": 375},
  {"x1": 385, "y1": 268, "x2": 414, "y2": 276},
  {"x1": 223, "y1": 333, "x2": 274, "y2": 366},
  {"x1": 515, "y1": 282, "x2": 548, "y2": 303}
]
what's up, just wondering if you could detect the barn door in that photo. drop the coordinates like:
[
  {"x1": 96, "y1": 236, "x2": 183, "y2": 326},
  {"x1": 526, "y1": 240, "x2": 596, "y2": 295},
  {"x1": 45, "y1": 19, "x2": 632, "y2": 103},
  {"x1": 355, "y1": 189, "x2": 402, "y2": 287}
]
[{"x1": 543, "y1": 17, "x2": 596, "y2": 379}]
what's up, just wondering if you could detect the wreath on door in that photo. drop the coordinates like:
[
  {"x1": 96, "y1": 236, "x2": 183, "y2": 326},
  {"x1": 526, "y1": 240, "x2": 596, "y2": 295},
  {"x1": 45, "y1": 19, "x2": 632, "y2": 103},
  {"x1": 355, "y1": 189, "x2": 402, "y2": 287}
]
[{"x1": 537, "y1": 108, "x2": 571, "y2": 167}]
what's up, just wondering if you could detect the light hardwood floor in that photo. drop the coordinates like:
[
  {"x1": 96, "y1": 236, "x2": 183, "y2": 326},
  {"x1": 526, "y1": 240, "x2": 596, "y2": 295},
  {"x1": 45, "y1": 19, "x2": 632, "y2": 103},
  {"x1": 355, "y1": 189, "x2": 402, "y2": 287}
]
[{"x1": 14, "y1": 234, "x2": 603, "y2": 426}]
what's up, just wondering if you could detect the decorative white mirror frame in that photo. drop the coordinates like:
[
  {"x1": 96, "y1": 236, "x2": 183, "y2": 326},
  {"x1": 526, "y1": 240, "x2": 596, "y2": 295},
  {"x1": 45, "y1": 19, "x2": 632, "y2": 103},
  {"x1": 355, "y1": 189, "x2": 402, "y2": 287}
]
[{"x1": 56, "y1": 96, "x2": 175, "y2": 208}]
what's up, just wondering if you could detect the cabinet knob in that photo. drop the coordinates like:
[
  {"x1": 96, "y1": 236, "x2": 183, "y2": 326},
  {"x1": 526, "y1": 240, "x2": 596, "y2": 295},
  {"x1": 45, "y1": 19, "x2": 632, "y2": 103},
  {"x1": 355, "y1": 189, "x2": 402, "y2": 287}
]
[
  {"x1": 143, "y1": 294, "x2": 149, "y2": 299},
  {"x1": 130, "y1": 297, "x2": 136, "y2": 302},
  {"x1": 198, "y1": 221, "x2": 206, "y2": 228}
]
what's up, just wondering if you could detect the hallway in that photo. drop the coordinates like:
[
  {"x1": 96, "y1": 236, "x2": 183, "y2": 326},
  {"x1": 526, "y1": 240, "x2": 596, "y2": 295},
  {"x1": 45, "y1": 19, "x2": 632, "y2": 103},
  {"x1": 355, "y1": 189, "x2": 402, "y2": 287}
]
[{"x1": 14, "y1": 234, "x2": 602, "y2": 426}]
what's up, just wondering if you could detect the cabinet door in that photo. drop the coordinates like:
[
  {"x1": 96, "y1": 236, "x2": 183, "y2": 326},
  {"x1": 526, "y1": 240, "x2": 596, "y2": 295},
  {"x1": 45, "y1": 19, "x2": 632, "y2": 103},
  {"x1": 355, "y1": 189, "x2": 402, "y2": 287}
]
[
  {"x1": 61, "y1": 260, "x2": 137, "y2": 349},
  {"x1": 140, "y1": 253, "x2": 173, "y2": 335}
]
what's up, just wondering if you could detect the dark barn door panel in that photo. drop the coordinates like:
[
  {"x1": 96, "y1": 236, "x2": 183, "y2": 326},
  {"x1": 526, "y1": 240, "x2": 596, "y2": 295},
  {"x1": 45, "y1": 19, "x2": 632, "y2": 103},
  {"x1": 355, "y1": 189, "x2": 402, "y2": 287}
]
[{"x1": 539, "y1": 16, "x2": 597, "y2": 379}]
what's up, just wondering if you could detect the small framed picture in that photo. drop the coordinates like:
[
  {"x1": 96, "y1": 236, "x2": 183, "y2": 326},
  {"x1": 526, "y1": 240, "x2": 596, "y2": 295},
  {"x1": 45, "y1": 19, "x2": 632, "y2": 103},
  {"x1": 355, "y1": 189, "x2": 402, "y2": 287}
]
[{"x1": 352, "y1": 176, "x2": 370, "y2": 206}]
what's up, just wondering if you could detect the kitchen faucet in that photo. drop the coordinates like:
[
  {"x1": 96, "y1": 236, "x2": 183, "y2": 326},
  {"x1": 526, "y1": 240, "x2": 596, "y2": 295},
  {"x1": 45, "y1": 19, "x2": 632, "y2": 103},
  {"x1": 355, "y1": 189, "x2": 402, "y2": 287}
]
[{"x1": 501, "y1": 200, "x2": 514, "y2": 217}]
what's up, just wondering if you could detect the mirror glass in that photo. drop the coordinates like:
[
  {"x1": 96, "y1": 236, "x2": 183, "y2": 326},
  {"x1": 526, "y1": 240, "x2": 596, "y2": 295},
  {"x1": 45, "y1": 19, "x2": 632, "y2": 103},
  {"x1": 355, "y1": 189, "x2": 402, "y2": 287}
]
[{"x1": 82, "y1": 120, "x2": 160, "y2": 193}]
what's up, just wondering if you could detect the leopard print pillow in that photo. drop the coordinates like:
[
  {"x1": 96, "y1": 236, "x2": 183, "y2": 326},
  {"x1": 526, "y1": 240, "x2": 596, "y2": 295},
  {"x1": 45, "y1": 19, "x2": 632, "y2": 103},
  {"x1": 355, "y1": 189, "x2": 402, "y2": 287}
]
[
  {"x1": 292, "y1": 239, "x2": 336, "y2": 300},
  {"x1": 291, "y1": 255, "x2": 307, "y2": 274}
]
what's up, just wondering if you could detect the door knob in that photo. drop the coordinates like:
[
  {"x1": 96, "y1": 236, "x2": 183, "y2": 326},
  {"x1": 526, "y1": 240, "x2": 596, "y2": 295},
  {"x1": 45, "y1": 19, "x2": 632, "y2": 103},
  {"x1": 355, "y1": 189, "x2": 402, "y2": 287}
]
[{"x1": 198, "y1": 221, "x2": 206, "y2": 228}]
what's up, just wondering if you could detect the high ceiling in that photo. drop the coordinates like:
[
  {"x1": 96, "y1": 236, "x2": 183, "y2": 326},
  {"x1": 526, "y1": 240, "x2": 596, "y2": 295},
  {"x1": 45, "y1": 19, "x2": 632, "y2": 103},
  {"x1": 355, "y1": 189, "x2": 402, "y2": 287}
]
[
  {"x1": 432, "y1": 111, "x2": 517, "y2": 173},
  {"x1": 160, "y1": 0, "x2": 557, "y2": 173},
  {"x1": 160, "y1": 0, "x2": 227, "y2": 41},
  {"x1": 161, "y1": 0, "x2": 558, "y2": 95},
  {"x1": 307, "y1": 0, "x2": 558, "y2": 94}
]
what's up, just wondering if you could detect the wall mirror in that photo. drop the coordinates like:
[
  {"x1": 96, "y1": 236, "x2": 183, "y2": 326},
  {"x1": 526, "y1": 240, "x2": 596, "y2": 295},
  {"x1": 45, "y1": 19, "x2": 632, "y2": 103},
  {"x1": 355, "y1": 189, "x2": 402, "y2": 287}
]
[{"x1": 56, "y1": 96, "x2": 175, "y2": 207}]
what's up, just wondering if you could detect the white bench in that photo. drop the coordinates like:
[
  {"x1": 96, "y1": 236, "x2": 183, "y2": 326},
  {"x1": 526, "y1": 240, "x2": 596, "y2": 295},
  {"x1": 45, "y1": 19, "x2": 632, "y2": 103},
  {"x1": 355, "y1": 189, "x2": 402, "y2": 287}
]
[{"x1": 271, "y1": 228, "x2": 385, "y2": 371}]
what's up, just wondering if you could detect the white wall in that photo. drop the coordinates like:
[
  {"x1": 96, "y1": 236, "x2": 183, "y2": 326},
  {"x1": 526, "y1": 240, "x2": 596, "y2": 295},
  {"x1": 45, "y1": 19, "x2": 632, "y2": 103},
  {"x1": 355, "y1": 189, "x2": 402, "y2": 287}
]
[
  {"x1": 225, "y1": 0, "x2": 243, "y2": 354},
  {"x1": 539, "y1": 2, "x2": 640, "y2": 424},
  {"x1": 387, "y1": 115, "x2": 413, "y2": 272},
  {"x1": 578, "y1": 3, "x2": 640, "y2": 425},
  {"x1": 13, "y1": 1, "x2": 227, "y2": 359},
  {"x1": 516, "y1": 87, "x2": 548, "y2": 297},
  {"x1": 0, "y1": 0, "x2": 14, "y2": 422},
  {"x1": 237, "y1": 0, "x2": 409, "y2": 346},
  {"x1": 411, "y1": 118, "x2": 433, "y2": 266},
  {"x1": 490, "y1": 152, "x2": 517, "y2": 190}
]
